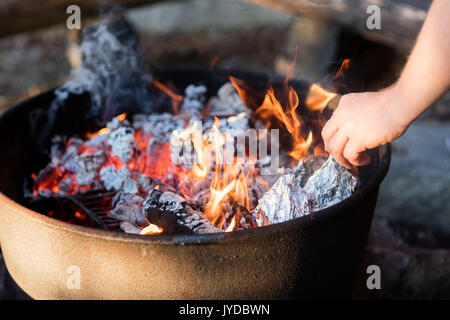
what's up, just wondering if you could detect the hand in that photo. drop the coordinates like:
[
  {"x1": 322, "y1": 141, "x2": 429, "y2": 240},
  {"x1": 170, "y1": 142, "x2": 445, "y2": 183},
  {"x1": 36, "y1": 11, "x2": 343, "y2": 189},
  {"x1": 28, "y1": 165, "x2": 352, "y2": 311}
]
[{"x1": 321, "y1": 90, "x2": 409, "y2": 169}]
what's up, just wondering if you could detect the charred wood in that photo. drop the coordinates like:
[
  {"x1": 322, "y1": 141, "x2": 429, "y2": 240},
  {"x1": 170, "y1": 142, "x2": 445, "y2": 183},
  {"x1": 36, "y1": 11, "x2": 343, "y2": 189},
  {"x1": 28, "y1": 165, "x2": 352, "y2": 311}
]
[{"x1": 144, "y1": 189, "x2": 223, "y2": 235}]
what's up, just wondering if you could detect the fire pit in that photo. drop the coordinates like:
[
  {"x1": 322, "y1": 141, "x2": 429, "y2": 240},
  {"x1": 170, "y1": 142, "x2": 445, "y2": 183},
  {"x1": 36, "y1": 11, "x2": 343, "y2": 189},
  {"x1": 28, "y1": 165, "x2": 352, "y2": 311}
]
[{"x1": 0, "y1": 67, "x2": 390, "y2": 299}]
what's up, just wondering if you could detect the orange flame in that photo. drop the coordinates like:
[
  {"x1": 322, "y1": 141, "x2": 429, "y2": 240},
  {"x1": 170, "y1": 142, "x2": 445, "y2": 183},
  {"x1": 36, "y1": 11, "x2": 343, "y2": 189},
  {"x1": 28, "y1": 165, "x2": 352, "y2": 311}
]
[
  {"x1": 332, "y1": 58, "x2": 351, "y2": 81},
  {"x1": 225, "y1": 216, "x2": 236, "y2": 232},
  {"x1": 229, "y1": 76, "x2": 256, "y2": 109},
  {"x1": 190, "y1": 131, "x2": 212, "y2": 180},
  {"x1": 85, "y1": 113, "x2": 126, "y2": 138},
  {"x1": 153, "y1": 79, "x2": 184, "y2": 114},
  {"x1": 140, "y1": 223, "x2": 163, "y2": 235},
  {"x1": 186, "y1": 117, "x2": 252, "y2": 227},
  {"x1": 254, "y1": 87, "x2": 313, "y2": 160},
  {"x1": 305, "y1": 84, "x2": 337, "y2": 111},
  {"x1": 116, "y1": 113, "x2": 127, "y2": 121}
]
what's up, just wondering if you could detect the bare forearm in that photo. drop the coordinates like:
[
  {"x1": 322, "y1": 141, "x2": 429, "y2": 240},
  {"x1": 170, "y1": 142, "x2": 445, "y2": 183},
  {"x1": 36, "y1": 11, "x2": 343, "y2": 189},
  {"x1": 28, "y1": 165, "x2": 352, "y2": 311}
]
[{"x1": 388, "y1": 0, "x2": 450, "y2": 126}]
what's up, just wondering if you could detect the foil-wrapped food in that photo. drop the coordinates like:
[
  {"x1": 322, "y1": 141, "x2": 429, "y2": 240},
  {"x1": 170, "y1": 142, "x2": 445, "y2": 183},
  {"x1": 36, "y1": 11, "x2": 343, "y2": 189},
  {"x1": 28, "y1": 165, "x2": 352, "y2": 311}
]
[{"x1": 254, "y1": 156, "x2": 357, "y2": 226}]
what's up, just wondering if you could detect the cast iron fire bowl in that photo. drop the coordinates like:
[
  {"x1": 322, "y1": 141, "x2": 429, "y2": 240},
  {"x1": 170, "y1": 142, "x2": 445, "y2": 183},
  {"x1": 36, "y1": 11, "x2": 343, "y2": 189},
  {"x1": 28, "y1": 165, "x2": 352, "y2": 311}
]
[{"x1": 0, "y1": 69, "x2": 390, "y2": 299}]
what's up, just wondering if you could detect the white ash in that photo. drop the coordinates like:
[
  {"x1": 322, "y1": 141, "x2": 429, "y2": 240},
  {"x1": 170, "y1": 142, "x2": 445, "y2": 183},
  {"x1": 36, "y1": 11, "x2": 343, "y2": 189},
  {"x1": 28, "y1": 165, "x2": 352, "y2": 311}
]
[
  {"x1": 109, "y1": 193, "x2": 148, "y2": 228},
  {"x1": 74, "y1": 150, "x2": 105, "y2": 186},
  {"x1": 107, "y1": 117, "x2": 131, "y2": 131},
  {"x1": 123, "y1": 177, "x2": 138, "y2": 194},
  {"x1": 223, "y1": 112, "x2": 249, "y2": 134},
  {"x1": 254, "y1": 156, "x2": 356, "y2": 226},
  {"x1": 132, "y1": 112, "x2": 184, "y2": 142},
  {"x1": 138, "y1": 174, "x2": 153, "y2": 193},
  {"x1": 54, "y1": 138, "x2": 83, "y2": 168},
  {"x1": 169, "y1": 120, "x2": 202, "y2": 168},
  {"x1": 100, "y1": 165, "x2": 131, "y2": 192},
  {"x1": 107, "y1": 126, "x2": 135, "y2": 163},
  {"x1": 51, "y1": 16, "x2": 153, "y2": 125},
  {"x1": 169, "y1": 113, "x2": 251, "y2": 170},
  {"x1": 181, "y1": 85, "x2": 207, "y2": 119},
  {"x1": 209, "y1": 82, "x2": 251, "y2": 117},
  {"x1": 84, "y1": 133, "x2": 108, "y2": 147},
  {"x1": 119, "y1": 221, "x2": 143, "y2": 234}
]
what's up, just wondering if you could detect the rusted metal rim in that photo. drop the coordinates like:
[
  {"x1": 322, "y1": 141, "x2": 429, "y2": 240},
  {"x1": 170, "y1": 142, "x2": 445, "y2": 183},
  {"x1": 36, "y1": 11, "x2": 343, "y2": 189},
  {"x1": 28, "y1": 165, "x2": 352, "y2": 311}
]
[{"x1": 0, "y1": 82, "x2": 391, "y2": 247}]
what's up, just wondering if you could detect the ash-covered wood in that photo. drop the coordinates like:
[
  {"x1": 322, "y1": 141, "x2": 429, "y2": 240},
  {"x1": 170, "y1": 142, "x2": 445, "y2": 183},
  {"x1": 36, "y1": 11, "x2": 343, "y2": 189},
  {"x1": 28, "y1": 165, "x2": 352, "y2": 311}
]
[
  {"x1": 108, "y1": 192, "x2": 148, "y2": 227},
  {"x1": 144, "y1": 189, "x2": 223, "y2": 235}
]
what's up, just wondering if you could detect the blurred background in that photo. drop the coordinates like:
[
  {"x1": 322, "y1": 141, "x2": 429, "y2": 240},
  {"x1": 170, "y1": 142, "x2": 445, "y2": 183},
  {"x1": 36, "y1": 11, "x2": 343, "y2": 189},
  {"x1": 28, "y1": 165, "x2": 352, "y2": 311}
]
[{"x1": 0, "y1": 0, "x2": 449, "y2": 299}]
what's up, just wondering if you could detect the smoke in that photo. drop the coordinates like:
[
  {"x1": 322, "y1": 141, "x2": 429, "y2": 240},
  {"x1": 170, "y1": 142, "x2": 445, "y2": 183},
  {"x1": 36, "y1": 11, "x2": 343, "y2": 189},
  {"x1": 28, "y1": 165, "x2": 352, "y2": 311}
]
[{"x1": 33, "y1": 13, "x2": 154, "y2": 154}]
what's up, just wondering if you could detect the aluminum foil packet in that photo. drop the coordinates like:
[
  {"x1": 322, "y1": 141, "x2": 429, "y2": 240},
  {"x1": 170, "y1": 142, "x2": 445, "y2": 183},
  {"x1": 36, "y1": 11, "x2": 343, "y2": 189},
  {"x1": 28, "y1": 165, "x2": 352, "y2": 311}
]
[{"x1": 254, "y1": 156, "x2": 357, "y2": 226}]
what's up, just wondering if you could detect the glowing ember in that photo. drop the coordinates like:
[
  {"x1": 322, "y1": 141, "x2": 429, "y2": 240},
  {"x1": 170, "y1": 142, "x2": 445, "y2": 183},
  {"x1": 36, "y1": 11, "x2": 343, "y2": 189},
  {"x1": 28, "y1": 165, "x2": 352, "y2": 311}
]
[{"x1": 28, "y1": 75, "x2": 351, "y2": 235}]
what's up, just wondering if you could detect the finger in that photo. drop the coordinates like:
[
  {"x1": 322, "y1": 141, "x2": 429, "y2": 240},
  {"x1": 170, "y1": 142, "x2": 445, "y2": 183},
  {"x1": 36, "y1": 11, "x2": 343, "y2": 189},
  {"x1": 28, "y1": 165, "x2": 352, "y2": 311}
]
[
  {"x1": 343, "y1": 139, "x2": 371, "y2": 166},
  {"x1": 321, "y1": 120, "x2": 339, "y2": 151},
  {"x1": 328, "y1": 130, "x2": 352, "y2": 169}
]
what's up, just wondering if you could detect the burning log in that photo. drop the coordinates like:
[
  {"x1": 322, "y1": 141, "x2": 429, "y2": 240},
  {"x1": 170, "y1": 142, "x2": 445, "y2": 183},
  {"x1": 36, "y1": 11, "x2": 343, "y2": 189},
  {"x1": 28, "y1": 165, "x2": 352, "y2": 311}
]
[{"x1": 143, "y1": 189, "x2": 223, "y2": 235}]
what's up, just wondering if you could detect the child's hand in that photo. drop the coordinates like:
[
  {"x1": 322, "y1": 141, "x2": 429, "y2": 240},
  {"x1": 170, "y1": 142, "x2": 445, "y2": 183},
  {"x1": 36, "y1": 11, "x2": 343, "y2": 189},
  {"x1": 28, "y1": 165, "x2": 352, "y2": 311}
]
[{"x1": 321, "y1": 90, "x2": 409, "y2": 169}]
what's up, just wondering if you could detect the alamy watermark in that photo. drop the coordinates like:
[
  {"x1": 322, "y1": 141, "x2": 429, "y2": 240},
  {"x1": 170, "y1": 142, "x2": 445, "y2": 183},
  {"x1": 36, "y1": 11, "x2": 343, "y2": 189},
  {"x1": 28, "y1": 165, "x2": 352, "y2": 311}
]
[
  {"x1": 66, "y1": 5, "x2": 81, "y2": 30},
  {"x1": 366, "y1": 5, "x2": 381, "y2": 30},
  {"x1": 366, "y1": 264, "x2": 381, "y2": 290},
  {"x1": 170, "y1": 121, "x2": 281, "y2": 175},
  {"x1": 302, "y1": 1, "x2": 381, "y2": 30},
  {"x1": 66, "y1": 265, "x2": 81, "y2": 290}
]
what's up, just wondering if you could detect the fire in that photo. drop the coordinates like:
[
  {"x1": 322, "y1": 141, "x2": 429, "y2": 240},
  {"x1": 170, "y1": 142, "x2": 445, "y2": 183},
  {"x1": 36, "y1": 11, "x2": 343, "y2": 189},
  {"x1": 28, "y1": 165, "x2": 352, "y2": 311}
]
[
  {"x1": 31, "y1": 72, "x2": 340, "y2": 235},
  {"x1": 153, "y1": 79, "x2": 184, "y2": 114},
  {"x1": 116, "y1": 113, "x2": 127, "y2": 121},
  {"x1": 85, "y1": 113, "x2": 127, "y2": 138},
  {"x1": 254, "y1": 87, "x2": 313, "y2": 160},
  {"x1": 229, "y1": 76, "x2": 257, "y2": 109},
  {"x1": 190, "y1": 129, "x2": 212, "y2": 179},
  {"x1": 140, "y1": 223, "x2": 163, "y2": 235},
  {"x1": 225, "y1": 216, "x2": 236, "y2": 232},
  {"x1": 305, "y1": 83, "x2": 337, "y2": 111},
  {"x1": 187, "y1": 117, "x2": 252, "y2": 228},
  {"x1": 332, "y1": 58, "x2": 351, "y2": 81}
]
